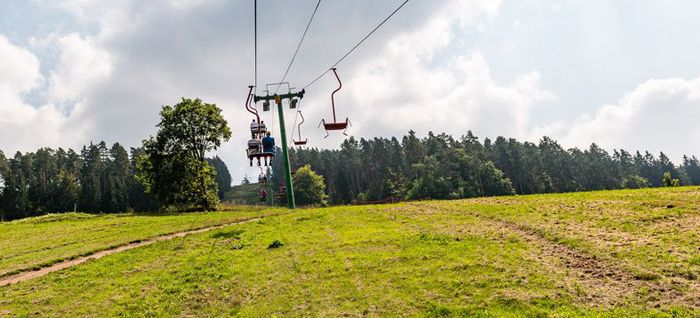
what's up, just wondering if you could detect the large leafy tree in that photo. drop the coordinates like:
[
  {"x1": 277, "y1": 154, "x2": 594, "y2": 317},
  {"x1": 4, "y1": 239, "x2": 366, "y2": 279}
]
[
  {"x1": 293, "y1": 165, "x2": 328, "y2": 206},
  {"x1": 137, "y1": 98, "x2": 231, "y2": 210}
]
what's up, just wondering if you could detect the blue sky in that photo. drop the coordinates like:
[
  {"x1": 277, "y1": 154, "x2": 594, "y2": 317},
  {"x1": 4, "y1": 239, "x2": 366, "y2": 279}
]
[{"x1": 2, "y1": 0, "x2": 700, "y2": 182}]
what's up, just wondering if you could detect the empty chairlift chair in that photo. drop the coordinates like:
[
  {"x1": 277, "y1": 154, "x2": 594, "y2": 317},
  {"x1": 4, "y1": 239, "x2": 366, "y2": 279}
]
[
  {"x1": 319, "y1": 68, "x2": 351, "y2": 137},
  {"x1": 293, "y1": 111, "x2": 308, "y2": 146}
]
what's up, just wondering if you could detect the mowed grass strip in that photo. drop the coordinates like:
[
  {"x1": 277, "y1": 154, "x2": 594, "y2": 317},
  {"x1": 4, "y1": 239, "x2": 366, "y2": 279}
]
[
  {"x1": 1, "y1": 192, "x2": 696, "y2": 317},
  {"x1": 0, "y1": 208, "x2": 283, "y2": 278}
]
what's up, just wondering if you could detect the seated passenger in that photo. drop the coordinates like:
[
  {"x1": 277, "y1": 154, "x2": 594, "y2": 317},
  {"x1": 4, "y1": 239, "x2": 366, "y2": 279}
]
[
  {"x1": 262, "y1": 131, "x2": 275, "y2": 153},
  {"x1": 262, "y1": 131, "x2": 275, "y2": 166},
  {"x1": 259, "y1": 121, "x2": 267, "y2": 134},
  {"x1": 247, "y1": 139, "x2": 262, "y2": 166},
  {"x1": 250, "y1": 119, "x2": 259, "y2": 139}
]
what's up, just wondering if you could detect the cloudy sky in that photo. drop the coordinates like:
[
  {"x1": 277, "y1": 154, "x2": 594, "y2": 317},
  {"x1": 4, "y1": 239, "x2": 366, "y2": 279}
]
[{"x1": 2, "y1": 0, "x2": 700, "y2": 182}]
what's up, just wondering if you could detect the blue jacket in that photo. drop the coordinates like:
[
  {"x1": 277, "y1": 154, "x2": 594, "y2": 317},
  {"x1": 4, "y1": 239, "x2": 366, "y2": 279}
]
[{"x1": 262, "y1": 136, "x2": 275, "y2": 153}]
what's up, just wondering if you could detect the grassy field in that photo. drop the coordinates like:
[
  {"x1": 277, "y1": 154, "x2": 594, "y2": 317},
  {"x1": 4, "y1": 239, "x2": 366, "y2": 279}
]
[
  {"x1": 0, "y1": 208, "x2": 282, "y2": 279},
  {"x1": 0, "y1": 187, "x2": 699, "y2": 317}
]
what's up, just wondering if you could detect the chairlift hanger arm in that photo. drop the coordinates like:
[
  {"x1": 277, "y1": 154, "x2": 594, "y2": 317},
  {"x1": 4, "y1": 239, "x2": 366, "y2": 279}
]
[
  {"x1": 331, "y1": 68, "x2": 342, "y2": 122},
  {"x1": 244, "y1": 85, "x2": 263, "y2": 137},
  {"x1": 244, "y1": 86, "x2": 257, "y2": 116}
]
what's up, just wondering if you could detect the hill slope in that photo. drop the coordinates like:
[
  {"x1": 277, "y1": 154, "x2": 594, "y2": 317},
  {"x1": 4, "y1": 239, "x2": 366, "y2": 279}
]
[
  {"x1": 223, "y1": 183, "x2": 264, "y2": 205},
  {"x1": 0, "y1": 188, "x2": 698, "y2": 317}
]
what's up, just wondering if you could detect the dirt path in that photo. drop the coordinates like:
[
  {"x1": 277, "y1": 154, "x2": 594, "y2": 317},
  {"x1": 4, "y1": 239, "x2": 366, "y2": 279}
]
[{"x1": 0, "y1": 217, "x2": 262, "y2": 287}]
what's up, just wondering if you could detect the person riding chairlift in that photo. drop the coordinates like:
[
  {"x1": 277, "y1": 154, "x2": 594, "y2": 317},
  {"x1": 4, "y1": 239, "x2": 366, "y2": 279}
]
[
  {"x1": 250, "y1": 119, "x2": 259, "y2": 139},
  {"x1": 262, "y1": 131, "x2": 275, "y2": 166},
  {"x1": 259, "y1": 121, "x2": 267, "y2": 135},
  {"x1": 259, "y1": 188, "x2": 267, "y2": 203},
  {"x1": 248, "y1": 138, "x2": 262, "y2": 166}
]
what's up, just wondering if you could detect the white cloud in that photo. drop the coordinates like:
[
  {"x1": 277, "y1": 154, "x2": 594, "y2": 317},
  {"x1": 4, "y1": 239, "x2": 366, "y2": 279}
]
[
  {"x1": 313, "y1": 0, "x2": 554, "y2": 142},
  {"x1": 0, "y1": 34, "x2": 85, "y2": 152},
  {"x1": 0, "y1": 35, "x2": 41, "y2": 94},
  {"x1": 559, "y1": 77, "x2": 700, "y2": 159},
  {"x1": 49, "y1": 33, "x2": 112, "y2": 104}
]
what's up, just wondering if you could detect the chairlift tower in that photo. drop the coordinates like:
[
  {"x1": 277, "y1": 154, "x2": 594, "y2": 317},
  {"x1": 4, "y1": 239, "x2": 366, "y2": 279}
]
[{"x1": 254, "y1": 88, "x2": 305, "y2": 209}]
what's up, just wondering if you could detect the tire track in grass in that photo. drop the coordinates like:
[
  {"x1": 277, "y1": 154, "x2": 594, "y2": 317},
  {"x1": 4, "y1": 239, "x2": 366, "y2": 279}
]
[
  {"x1": 490, "y1": 219, "x2": 697, "y2": 308},
  {"x1": 0, "y1": 217, "x2": 264, "y2": 287}
]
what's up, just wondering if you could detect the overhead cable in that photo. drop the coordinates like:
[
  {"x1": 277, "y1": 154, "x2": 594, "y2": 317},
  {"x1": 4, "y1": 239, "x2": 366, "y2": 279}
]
[
  {"x1": 274, "y1": 0, "x2": 322, "y2": 94},
  {"x1": 302, "y1": 0, "x2": 410, "y2": 89}
]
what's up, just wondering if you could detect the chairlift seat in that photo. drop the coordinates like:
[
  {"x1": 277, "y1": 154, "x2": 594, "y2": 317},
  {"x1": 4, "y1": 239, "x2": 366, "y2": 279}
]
[
  {"x1": 323, "y1": 122, "x2": 348, "y2": 131},
  {"x1": 293, "y1": 139, "x2": 308, "y2": 146},
  {"x1": 248, "y1": 139, "x2": 261, "y2": 148},
  {"x1": 247, "y1": 151, "x2": 274, "y2": 158}
]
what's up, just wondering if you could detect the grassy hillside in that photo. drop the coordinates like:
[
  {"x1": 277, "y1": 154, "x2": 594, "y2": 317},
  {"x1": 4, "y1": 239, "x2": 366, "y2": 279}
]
[
  {"x1": 0, "y1": 208, "x2": 281, "y2": 279},
  {"x1": 223, "y1": 183, "x2": 264, "y2": 205},
  {"x1": 1, "y1": 188, "x2": 699, "y2": 317}
]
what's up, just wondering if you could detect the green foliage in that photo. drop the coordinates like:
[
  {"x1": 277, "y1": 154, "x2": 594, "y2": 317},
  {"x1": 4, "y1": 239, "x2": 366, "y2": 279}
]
[
  {"x1": 207, "y1": 156, "x2": 233, "y2": 200},
  {"x1": 0, "y1": 148, "x2": 88, "y2": 219},
  {"x1": 292, "y1": 165, "x2": 328, "y2": 206},
  {"x1": 137, "y1": 150, "x2": 219, "y2": 210},
  {"x1": 621, "y1": 175, "x2": 650, "y2": 189},
  {"x1": 663, "y1": 171, "x2": 672, "y2": 187},
  {"x1": 477, "y1": 161, "x2": 516, "y2": 196},
  {"x1": 286, "y1": 131, "x2": 700, "y2": 204},
  {"x1": 662, "y1": 171, "x2": 680, "y2": 187},
  {"x1": 136, "y1": 98, "x2": 231, "y2": 211}
]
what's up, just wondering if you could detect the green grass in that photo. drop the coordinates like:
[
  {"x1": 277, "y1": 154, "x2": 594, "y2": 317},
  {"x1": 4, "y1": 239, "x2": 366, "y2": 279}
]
[
  {"x1": 224, "y1": 183, "x2": 263, "y2": 205},
  {"x1": 0, "y1": 208, "x2": 283, "y2": 278},
  {"x1": 0, "y1": 187, "x2": 698, "y2": 317}
]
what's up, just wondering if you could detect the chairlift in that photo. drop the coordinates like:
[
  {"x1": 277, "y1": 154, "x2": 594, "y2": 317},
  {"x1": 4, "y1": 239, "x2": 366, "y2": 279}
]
[
  {"x1": 274, "y1": 183, "x2": 286, "y2": 202},
  {"x1": 258, "y1": 167, "x2": 267, "y2": 184},
  {"x1": 293, "y1": 111, "x2": 308, "y2": 146},
  {"x1": 319, "y1": 68, "x2": 351, "y2": 137},
  {"x1": 244, "y1": 85, "x2": 274, "y2": 166}
]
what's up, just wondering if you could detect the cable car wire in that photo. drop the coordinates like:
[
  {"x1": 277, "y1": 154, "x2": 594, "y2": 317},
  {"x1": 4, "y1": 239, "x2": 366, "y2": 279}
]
[
  {"x1": 254, "y1": 0, "x2": 258, "y2": 96},
  {"x1": 302, "y1": 0, "x2": 410, "y2": 89},
  {"x1": 289, "y1": 106, "x2": 300, "y2": 148},
  {"x1": 274, "y1": 0, "x2": 322, "y2": 94}
]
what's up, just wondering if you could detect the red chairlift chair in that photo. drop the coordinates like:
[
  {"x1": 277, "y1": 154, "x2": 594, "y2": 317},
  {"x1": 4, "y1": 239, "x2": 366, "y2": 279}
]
[
  {"x1": 319, "y1": 68, "x2": 351, "y2": 137},
  {"x1": 293, "y1": 111, "x2": 308, "y2": 146}
]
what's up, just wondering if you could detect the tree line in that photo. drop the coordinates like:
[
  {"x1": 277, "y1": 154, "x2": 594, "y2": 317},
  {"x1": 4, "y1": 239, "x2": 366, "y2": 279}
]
[
  {"x1": 0, "y1": 143, "x2": 232, "y2": 221},
  {"x1": 281, "y1": 130, "x2": 700, "y2": 204}
]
